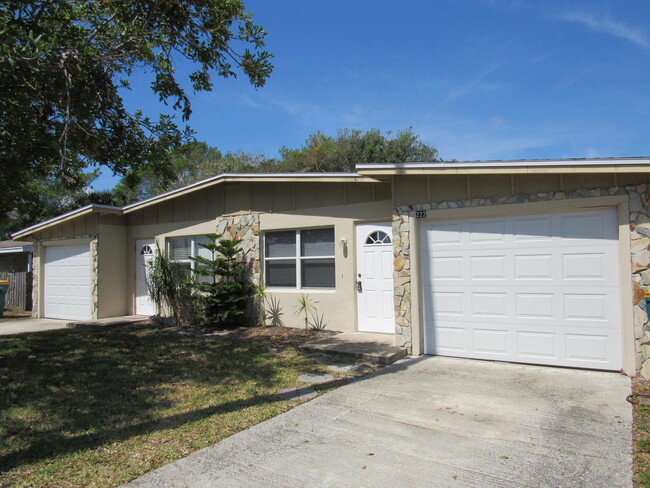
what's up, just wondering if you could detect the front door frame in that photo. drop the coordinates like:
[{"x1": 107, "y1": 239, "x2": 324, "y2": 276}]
[
  {"x1": 135, "y1": 238, "x2": 157, "y2": 316},
  {"x1": 355, "y1": 221, "x2": 395, "y2": 334}
]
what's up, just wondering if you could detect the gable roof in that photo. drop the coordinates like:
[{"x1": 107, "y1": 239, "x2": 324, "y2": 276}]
[
  {"x1": 12, "y1": 157, "x2": 650, "y2": 240},
  {"x1": 11, "y1": 173, "x2": 374, "y2": 239},
  {"x1": 11, "y1": 204, "x2": 122, "y2": 240},
  {"x1": 121, "y1": 172, "x2": 372, "y2": 214}
]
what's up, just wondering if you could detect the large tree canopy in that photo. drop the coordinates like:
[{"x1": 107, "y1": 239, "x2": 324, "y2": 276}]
[
  {"x1": 0, "y1": 0, "x2": 272, "y2": 228},
  {"x1": 277, "y1": 128, "x2": 439, "y2": 173}
]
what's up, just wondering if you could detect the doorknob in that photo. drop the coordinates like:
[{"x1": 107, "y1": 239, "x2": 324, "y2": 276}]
[{"x1": 357, "y1": 280, "x2": 362, "y2": 292}]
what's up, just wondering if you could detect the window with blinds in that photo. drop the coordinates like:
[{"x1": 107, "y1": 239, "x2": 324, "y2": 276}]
[
  {"x1": 264, "y1": 228, "x2": 335, "y2": 288},
  {"x1": 167, "y1": 236, "x2": 212, "y2": 280}
]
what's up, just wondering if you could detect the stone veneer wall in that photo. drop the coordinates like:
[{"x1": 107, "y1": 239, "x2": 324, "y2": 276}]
[
  {"x1": 215, "y1": 214, "x2": 261, "y2": 320},
  {"x1": 31, "y1": 237, "x2": 99, "y2": 319},
  {"x1": 90, "y1": 239, "x2": 99, "y2": 319},
  {"x1": 215, "y1": 214, "x2": 261, "y2": 283},
  {"x1": 392, "y1": 184, "x2": 650, "y2": 373},
  {"x1": 31, "y1": 245, "x2": 39, "y2": 318}
]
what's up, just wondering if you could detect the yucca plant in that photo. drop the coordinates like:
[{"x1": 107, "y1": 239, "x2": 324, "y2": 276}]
[
  {"x1": 253, "y1": 280, "x2": 285, "y2": 326},
  {"x1": 294, "y1": 294, "x2": 317, "y2": 329}
]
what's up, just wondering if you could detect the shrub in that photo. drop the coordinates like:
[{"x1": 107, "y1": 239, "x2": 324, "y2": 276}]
[{"x1": 146, "y1": 252, "x2": 194, "y2": 325}]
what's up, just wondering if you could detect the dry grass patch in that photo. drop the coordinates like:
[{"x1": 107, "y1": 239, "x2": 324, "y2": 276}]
[
  {"x1": 633, "y1": 377, "x2": 650, "y2": 487},
  {"x1": 0, "y1": 324, "x2": 366, "y2": 487},
  {"x1": 0, "y1": 308, "x2": 31, "y2": 323}
]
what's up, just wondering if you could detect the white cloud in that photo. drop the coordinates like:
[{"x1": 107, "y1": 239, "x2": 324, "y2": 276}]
[{"x1": 560, "y1": 12, "x2": 650, "y2": 51}]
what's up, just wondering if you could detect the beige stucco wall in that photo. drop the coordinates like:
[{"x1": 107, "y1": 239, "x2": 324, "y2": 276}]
[
  {"x1": 122, "y1": 181, "x2": 391, "y2": 317},
  {"x1": 97, "y1": 218, "x2": 128, "y2": 318},
  {"x1": 260, "y1": 200, "x2": 393, "y2": 332}
]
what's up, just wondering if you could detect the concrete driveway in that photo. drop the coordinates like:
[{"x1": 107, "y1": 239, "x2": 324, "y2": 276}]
[
  {"x1": 0, "y1": 318, "x2": 69, "y2": 335},
  {"x1": 125, "y1": 356, "x2": 632, "y2": 488}
]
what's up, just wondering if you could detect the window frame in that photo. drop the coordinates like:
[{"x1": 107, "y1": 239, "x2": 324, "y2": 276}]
[
  {"x1": 264, "y1": 227, "x2": 336, "y2": 289},
  {"x1": 166, "y1": 236, "x2": 211, "y2": 277}
]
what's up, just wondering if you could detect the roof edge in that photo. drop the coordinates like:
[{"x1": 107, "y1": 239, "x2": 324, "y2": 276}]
[
  {"x1": 11, "y1": 204, "x2": 122, "y2": 240},
  {"x1": 122, "y1": 172, "x2": 371, "y2": 214},
  {"x1": 356, "y1": 157, "x2": 650, "y2": 173}
]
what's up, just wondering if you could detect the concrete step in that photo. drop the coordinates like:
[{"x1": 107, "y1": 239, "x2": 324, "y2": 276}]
[
  {"x1": 67, "y1": 315, "x2": 151, "y2": 328},
  {"x1": 301, "y1": 332, "x2": 408, "y2": 365}
]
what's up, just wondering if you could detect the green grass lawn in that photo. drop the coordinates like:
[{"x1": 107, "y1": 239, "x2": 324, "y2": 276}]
[{"x1": 0, "y1": 324, "x2": 364, "y2": 487}]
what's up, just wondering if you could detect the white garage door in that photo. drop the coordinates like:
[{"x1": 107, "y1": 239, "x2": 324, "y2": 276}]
[
  {"x1": 421, "y1": 207, "x2": 622, "y2": 370},
  {"x1": 44, "y1": 245, "x2": 92, "y2": 321}
]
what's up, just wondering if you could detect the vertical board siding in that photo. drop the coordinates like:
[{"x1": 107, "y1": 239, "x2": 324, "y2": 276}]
[{"x1": 0, "y1": 271, "x2": 32, "y2": 310}]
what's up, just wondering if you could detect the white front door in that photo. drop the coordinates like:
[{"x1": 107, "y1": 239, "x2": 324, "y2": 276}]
[
  {"x1": 43, "y1": 244, "x2": 92, "y2": 320},
  {"x1": 135, "y1": 239, "x2": 156, "y2": 316},
  {"x1": 421, "y1": 207, "x2": 622, "y2": 370},
  {"x1": 356, "y1": 222, "x2": 395, "y2": 333}
]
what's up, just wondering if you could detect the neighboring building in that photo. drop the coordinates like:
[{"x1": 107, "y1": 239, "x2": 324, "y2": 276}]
[
  {"x1": 0, "y1": 240, "x2": 33, "y2": 310},
  {"x1": 13, "y1": 158, "x2": 650, "y2": 376}
]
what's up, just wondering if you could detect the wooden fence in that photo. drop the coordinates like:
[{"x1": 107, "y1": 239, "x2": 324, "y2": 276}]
[{"x1": 0, "y1": 271, "x2": 32, "y2": 311}]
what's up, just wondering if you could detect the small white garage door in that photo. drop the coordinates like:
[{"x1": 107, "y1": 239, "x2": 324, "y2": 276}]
[
  {"x1": 44, "y1": 245, "x2": 92, "y2": 321},
  {"x1": 421, "y1": 207, "x2": 622, "y2": 370}
]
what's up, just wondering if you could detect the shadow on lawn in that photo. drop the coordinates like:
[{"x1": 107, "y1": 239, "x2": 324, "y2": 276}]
[{"x1": 0, "y1": 324, "x2": 318, "y2": 472}]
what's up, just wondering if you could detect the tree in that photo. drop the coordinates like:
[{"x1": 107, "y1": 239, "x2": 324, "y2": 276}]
[
  {"x1": 114, "y1": 141, "x2": 270, "y2": 202},
  {"x1": 114, "y1": 128, "x2": 438, "y2": 203},
  {"x1": 191, "y1": 234, "x2": 250, "y2": 327},
  {"x1": 0, "y1": 0, "x2": 273, "y2": 228},
  {"x1": 0, "y1": 170, "x2": 131, "y2": 239},
  {"x1": 277, "y1": 128, "x2": 439, "y2": 172}
]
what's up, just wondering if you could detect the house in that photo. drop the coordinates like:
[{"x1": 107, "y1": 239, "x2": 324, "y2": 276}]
[
  {"x1": 0, "y1": 240, "x2": 33, "y2": 310},
  {"x1": 12, "y1": 157, "x2": 650, "y2": 376}
]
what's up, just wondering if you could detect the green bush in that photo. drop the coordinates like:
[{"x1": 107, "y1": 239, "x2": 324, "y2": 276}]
[{"x1": 146, "y1": 252, "x2": 194, "y2": 325}]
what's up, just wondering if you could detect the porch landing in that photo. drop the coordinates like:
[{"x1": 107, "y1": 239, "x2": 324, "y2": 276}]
[
  {"x1": 67, "y1": 315, "x2": 151, "y2": 328},
  {"x1": 301, "y1": 332, "x2": 408, "y2": 365}
]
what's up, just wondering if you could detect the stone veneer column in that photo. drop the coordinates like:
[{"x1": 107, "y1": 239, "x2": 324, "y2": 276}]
[
  {"x1": 392, "y1": 184, "x2": 650, "y2": 373},
  {"x1": 215, "y1": 213, "x2": 261, "y2": 322},
  {"x1": 392, "y1": 206, "x2": 413, "y2": 351},
  {"x1": 90, "y1": 238, "x2": 99, "y2": 319},
  {"x1": 629, "y1": 187, "x2": 650, "y2": 375},
  {"x1": 31, "y1": 243, "x2": 39, "y2": 317},
  {"x1": 215, "y1": 213, "x2": 261, "y2": 284}
]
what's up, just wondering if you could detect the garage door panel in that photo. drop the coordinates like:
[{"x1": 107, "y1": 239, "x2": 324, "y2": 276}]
[
  {"x1": 431, "y1": 322, "x2": 619, "y2": 367},
  {"x1": 44, "y1": 245, "x2": 91, "y2": 321},
  {"x1": 426, "y1": 285, "x2": 619, "y2": 325},
  {"x1": 560, "y1": 211, "x2": 617, "y2": 241},
  {"x1": 469, "y1": 219, "x2": 507, "y2": 243},
  {"x1": 422, "y1": 207, "x2": 622, "y2": 370},
  {"x1": 513, "y1": 215, "x2": 553, "y2": 242}
]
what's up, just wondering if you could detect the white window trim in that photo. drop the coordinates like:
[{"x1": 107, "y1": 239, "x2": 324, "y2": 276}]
[
  {"x1": 167, "y1": 236, "x2": 209, "y2": 274},
  {"x1": 264, "y1": 228, "x2": 335, "y2": 289}
]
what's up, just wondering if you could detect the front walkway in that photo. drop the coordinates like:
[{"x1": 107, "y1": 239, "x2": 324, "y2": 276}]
[
  {"x1": 302, "y1": 332, "x2": 407, "y2": 364},
  {"x1": 124, "y1": 356, "x2": 632, "y2": 488}
]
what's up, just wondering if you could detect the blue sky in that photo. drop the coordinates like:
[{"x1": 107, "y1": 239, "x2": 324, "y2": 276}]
[{"x1": 95, "y1": 0, "x2": 650, "y2": 189}]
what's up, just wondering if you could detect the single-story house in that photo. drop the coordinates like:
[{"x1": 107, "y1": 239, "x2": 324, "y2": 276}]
[
  {"x1": 0, "y1": 240, "x2": 33, "y2": 310},
  {"x1": 13, "y1": 157, "x2": 650, "y2": 376}
]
